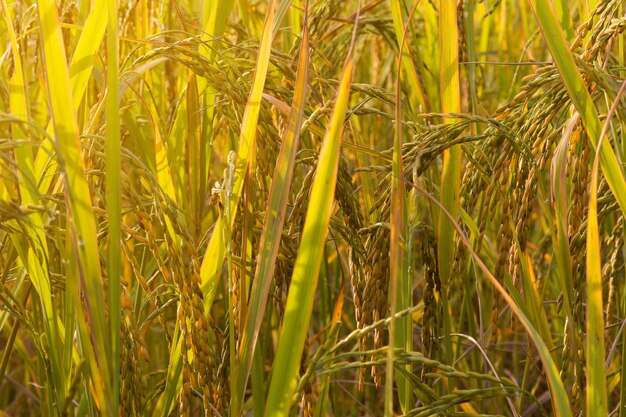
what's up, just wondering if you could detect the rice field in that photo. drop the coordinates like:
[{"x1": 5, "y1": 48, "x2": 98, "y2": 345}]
[{"x1": 1, "y1": 0, "x2": 626, "y2": 416}]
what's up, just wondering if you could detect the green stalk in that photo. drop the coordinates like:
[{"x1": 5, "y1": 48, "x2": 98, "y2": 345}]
[
  {"x1": 437, "y1": 0, "x2": 461, "y2": 372},
  {"x1": 105, "y1": 0, "x2": 121, "y2": 412},
  {"x1": 389, "y1": 2, "x2": 419, "y2": 413},
  {"x1": 583, "y1": 79, "x2": 626, "y2": 417}
]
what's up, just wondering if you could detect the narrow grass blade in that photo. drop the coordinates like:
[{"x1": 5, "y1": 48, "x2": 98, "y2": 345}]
[
  {"x1": 586, "y1": 145, "x2": 608, "y2": 417},
  {"x1": 548, "y1": 115, "x2": 580, "y2": 374},
  {"x1": 263, "y1": 34, "x2": 355, "y2": 417},
  {"x1": 550, "y1": 115, "x2": 576, "y2": 318},
  {"x1": 105, "y1": 0, "x2": 121, "y2": 411},
  {"x1": 389, "y1": 2, "x2": 419, "y2": 413},
  {"x1": 582, "y1": 79, "x2": 626, "y2": 417},
  {"x1": 232, "y1": 10, "x2": 309, "y2": 415},
  {"x1": 438, "y1": 0, "x2": 461, "y2": 282},
  {"x1": 388, "y1": 68, "x2": 407, "y2": 417},
  {"x1": 437, "y1": 0, "x2": 461, "y2": 369}
]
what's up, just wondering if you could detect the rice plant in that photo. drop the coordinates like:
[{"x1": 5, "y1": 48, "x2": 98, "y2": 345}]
[{"x1": 3, "y1": 0, "x2": 626, "y2": 416}]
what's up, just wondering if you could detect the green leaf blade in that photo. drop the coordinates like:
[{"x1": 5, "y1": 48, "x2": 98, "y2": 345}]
[{"x1": 263, "y1": 54, "x2": 354, "y2": 417}]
